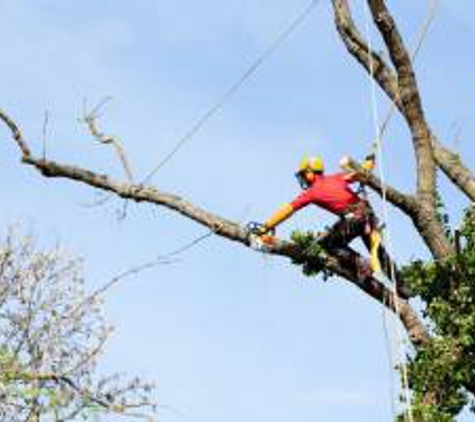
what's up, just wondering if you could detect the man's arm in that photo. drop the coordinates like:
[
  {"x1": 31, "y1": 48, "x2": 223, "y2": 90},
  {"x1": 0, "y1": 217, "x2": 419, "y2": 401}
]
[
  {"x1": 261, "y1": 189, "x2": 313, "y2": 233},
  {"x1": 263, "y1": 203, "x2": 294, "y2": 231}
]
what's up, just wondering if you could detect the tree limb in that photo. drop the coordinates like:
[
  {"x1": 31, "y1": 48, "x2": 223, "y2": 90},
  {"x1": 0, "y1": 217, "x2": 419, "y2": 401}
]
[
  {"x1": 333, "y1": 0, "x2": 475, "y2": 206},
  {"x1": 331, "y1": 0, "x2": 401, "y2": 109},
  {"x1": 331, "y1": 0, "x2": 454, "y2": 259},
  {"x1": 366, "y1": 0, "x2": 436, "y2": 204},
  {"x1": 341, "y1": 157, "x2": 417, "y2": 215},
  {"x1": 433, "y1": 136, "x2": 475, "y2": 202},
  {"x1": 0, "y1": 107, "x2": 429, "y2": 351}
]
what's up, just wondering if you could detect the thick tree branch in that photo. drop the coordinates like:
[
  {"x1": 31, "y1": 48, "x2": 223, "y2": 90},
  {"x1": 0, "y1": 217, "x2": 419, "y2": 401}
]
[
  {"x1": 331, "y1": 3, "x2": 475, "y2": 403},
  {"x1": 24, "y1": 157, "x2": 430, "y2": 347},
  {"x1": 0, "y1": 108, "x2": 429, "y2": 351},
  {"x1": 342, "y1": 157, "x2": 417, "y2": 215},
  {"x1": 366, "y1": 0, "x2": 436, "y2": 204},
  {"x1": 331, "y1": 0, "x2": 401, "y2": 110},
  {"x1": 433, "y1": 137, "x2": 475, "y2": 202},
  {"x1": 331, "y1": 0, "x2": 453, "y2": 259},
  {"x1": 366, "y1": 0, "x2": 455, "y2": 259},
  {"x1": 83, "y1": 111, "x2": 134, "y2": 184},
  {"x1": 332, "y1": 0, "x2": 475, "y2": 206}
]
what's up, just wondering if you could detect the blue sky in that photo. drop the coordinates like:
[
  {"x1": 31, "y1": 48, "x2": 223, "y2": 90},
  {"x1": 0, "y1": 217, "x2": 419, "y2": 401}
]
[{"x1": 0, "y1": 1, "x2": 474, "y2": 421}]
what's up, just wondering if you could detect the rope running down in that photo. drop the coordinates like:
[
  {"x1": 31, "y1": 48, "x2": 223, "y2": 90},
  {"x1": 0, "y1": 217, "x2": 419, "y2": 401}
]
[{"x1": 361, "y1": 1, "x2": 415, "y2": 420}]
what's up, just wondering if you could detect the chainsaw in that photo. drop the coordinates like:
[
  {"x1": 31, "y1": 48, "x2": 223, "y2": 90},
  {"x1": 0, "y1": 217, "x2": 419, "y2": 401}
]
[{"x1": 246, "y1": 222, "x2": 276, "y2": 251}]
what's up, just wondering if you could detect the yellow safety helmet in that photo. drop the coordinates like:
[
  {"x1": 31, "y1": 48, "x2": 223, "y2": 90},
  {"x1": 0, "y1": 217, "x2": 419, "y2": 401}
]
[{"x1": 298, "y1": 156, "x2": 324, "y2": 174}]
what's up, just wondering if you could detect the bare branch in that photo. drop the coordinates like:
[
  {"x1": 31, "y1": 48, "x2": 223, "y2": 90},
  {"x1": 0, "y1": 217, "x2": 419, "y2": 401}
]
[
  {"x1": 332, "y1": 0, "x2": 453, "y2": 258},
  {"x1": 332, "y1": 0, "x2": 401, "y2": 108},
  {"x1": 0, "y1": 107, "x2": 428, "y2": 352},
  {"x1": 433, "y1": 137, "x2": 475, "y2": 202},
  {"x1": 27, "y1": 157, "x2": 431, "y2": 347},
  {"x1": 82, "y1": 105, "x2": 134, "y2": 184},
  {"x1": 0, "y1": 107, "x2": 31, "y2": 157},
  {"x1": 332, "y1": 0, "x2": 475, "y2": 205},
  {"x1": 366, "y1": 0, "x2": 436, "y2": 203}
]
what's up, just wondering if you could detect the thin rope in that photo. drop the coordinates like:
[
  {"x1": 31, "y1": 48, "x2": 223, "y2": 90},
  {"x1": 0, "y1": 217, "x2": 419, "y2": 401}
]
[
  {"x1": 66, "y1": 230, "x2": 214, "y2": 319},
  {"x1": 361, "y1": 3, "x2": 398, "y2": 417},
  {"x1": 382, "y1": 295, "x2": 397, "y2": 419},
  {"x1": 141, "y1": 0, "x2": 321, "y2": 185},
  {"x1": 361, "y1": 1, "x2": 414, "y2": 421}
]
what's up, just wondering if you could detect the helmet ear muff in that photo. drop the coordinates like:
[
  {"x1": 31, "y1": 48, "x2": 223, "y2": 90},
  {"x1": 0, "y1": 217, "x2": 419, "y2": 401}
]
[
  {"x1": 295, "y1": 171, "x2": 312, "y2": 189},
  {"x1": 296, "y1": 156, "x2": 324, "y2": 188}
]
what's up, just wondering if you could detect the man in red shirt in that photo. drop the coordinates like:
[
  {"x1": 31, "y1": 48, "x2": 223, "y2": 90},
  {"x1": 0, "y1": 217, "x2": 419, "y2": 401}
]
[{"x1": 258, "y1": 155, "x2": 383, "y2": 273}]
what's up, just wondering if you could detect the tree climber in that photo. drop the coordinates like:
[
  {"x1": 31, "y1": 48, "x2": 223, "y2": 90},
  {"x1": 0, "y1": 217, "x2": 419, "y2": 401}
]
[{"x1": 256, "y1": 154, "x2": 386, "y2": 275}]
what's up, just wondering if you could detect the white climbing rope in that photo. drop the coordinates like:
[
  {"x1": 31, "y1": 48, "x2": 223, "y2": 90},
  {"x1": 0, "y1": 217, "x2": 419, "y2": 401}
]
[{"x1": 360, "y1": 1, "x2": 415, "y2": 421}]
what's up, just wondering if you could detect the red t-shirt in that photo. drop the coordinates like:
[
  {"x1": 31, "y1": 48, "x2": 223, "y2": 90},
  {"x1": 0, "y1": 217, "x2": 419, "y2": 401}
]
[{"x1": 290, "y1": 173, "x2": 360, "y2": 215}]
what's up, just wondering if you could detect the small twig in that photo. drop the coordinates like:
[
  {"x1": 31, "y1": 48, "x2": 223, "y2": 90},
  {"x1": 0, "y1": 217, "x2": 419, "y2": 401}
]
[
  {"x1": 42, "y1": 111, "x2": 50, "y2": 160},
  {"x1": 90, "y1": 95, "x2": 113, "y2": 118},
  {"x1": 80, "y1": 191, "x2": 116, "y2": 209},
  {"x1": 65, "y1": 230, "x2": 214, "y2": 324},
  {"x1": 82, "y1": 98, "x2": 134, "y2": 184},
  {"x1": 92, "y1": 230, "x2": 213, "y2": 297},
  {"x1": 116, "y1": 199, "x2": 130, "y2": 221}
]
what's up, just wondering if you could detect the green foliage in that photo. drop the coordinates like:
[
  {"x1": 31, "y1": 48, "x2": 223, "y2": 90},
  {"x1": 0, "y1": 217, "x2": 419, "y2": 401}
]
[
  {"x1": 402, "y1": 207, "x2": 475, "y2": 421},
  {"x1": 290, "y1": 230, "x2": 332, "y2": 278},
  {"x1": 0, "y1": 348, "x2": 75, "y2": 417},
  {"x1": 398, "y1": 403, "x2": 455, "y2": 422}
]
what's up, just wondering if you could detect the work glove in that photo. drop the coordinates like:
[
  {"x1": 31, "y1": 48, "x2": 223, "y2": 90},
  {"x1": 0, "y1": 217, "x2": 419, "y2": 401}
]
[
  {"x1": 361, "y1": 153, "x2": 376, "y2": 171},
  {"x1": 246, "y1": 222, "x2": 272, "y2": 237},
  {"x1": 257, "y1": 224, "x2": 271, "y2": 236}
]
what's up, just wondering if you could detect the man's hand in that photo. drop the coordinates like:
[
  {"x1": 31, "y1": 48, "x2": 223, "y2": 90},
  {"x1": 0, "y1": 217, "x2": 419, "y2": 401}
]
[{"x1": 361, "y1": 153, "x2": 376, "y2": 171}]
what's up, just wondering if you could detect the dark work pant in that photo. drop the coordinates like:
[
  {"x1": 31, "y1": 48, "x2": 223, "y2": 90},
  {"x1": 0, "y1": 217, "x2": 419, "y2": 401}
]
[
  {"x1": 318, "y1": 207, "x2": 392, "y2": 277},
  {"x1": 318, "y1": 207, "x2": 411, "y2": 298}
]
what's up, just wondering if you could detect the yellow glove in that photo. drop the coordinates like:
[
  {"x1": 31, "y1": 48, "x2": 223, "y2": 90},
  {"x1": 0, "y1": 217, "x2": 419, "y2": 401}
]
[
  {"x1": 264, "y1": 203, "x2": 294, "y2": 231},
  {"x1": 369, "y1": 229, "x2": 382, "y2": 273},
  {"x1": 361, "y1": 153, "x2": 376, "y2": 171}
]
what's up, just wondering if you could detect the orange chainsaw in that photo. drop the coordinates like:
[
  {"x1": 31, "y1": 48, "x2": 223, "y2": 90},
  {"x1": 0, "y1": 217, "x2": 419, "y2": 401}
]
[{"x1": 246, "y1": 222, "x2": 277, "y2": 251}]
